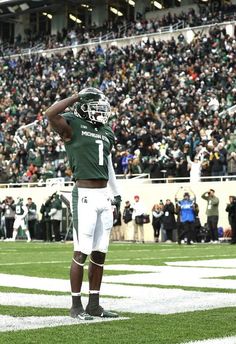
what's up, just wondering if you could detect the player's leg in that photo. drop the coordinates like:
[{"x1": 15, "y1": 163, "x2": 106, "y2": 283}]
[
  {"x1": 86, "y1": 195, "x2": 118, "y2": 318},
  {"x1": 12, "y1": 218, "x2": 20, "y2": 241},
  {"x1": 70, "y1": 248, "x2": 91, "y2": 319},
  {"x1": 22, "y1": 220, "x2": 31, "y2": 242},
  {"x1": 70, "y1": 187, "x2": 96, "y2": 320}
]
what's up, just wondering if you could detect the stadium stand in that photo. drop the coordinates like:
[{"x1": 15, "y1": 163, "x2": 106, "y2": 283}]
[
  {"x1": 1, "y1": 4, "x2": 236, "y2": 55},
  {"x1": 0, "y1": 7, "x2": 236, "y2": 184}
]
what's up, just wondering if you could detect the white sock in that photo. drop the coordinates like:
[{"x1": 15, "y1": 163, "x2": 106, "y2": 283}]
[
  {"x1": 89, "y1": 290, "x2": 100, "y2": 294},
  {"x1": 12, "y1": 230, "x2": 17, "y2": 240},
  {"x1": 25, "y1": 230, "x2": 31, "y2": 241}
]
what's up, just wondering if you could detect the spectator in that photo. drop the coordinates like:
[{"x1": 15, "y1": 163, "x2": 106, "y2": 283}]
[
  {"x1": 209, "y1": 147, "x2": 225, "y2": 179},
  {"x1": 162, "y1": 199, "x2": 176, "y2": 242},
  {"x1": 48, "y1": 193, "x2": 62, "y2": 242},
  {"x1": 227, "y1": 151, "x2": 236, "y2": 178},
  {"x1": 122, "y1": 200, "x2": 133, "y2": 240},
  {"x1": 1, "y1": 26, "x2": 236, "y2": 183},
  {"x1": 0, "y1": 6, "x2": 235, "y2": 55},
  {"x1": 132, "y1": 195, "x2": 146, "y2": 243},
  {"x1": 40, "y1": 196, "x2": 52, "y2": 241},
  {"x1": 151, "y1": 203, "x2": 164, "y2": 242},
  {"x1": 26, "y1": 197, "x2": 37, "y2": 240},
  {"x1": 175, "y1": 192, "x2": 196, "y2": 245},
  {"x1": 201, "y1": 189, "x2": 219, "y2": 243},
  {"x1": 2, "y1": 196, "x2": 15, "y2": 240},
  {"x1": 110, "y1": 207, "x2": 122, "y2": 242},
  {"x1": 225, "y1": 195, "x2": 236, "y2": 244},
  {"x1": 187, "y1": 156, "x2": 202, "y2": 183}
]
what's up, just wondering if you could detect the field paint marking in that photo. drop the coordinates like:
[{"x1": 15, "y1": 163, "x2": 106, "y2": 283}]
[
  {"x1": 1, "y1": 287, "x2": 236, "y2": 315},
  {"x1": 0, "y1": 261, "x2": 69, "y2": 266},
  {"x1": 1, "y1": 260, "x2": 236, "y2": 292},
  {"x1": 183, "y1": 338, "x2": 236, "y2": 344},
  {"x1": 166, "y1": 259, "x2": 236, "y2": 268},
  {"x1": 1, "y1": 273, "x2": 236, "y2": 315},
  {"x1": 1, "y1": 254, "x2": 235, "y2": 266},
  {"x1": 103, "y1": 260, "x2": 236, "y2": 289},
  {"x1": 0, "y1": 315, "x2": 128, "y2": 332}
]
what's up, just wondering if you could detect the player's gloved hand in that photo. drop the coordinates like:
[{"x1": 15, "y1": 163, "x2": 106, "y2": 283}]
[{"x1": 112, "y1": 195, "x2": 122, "y2": 214}]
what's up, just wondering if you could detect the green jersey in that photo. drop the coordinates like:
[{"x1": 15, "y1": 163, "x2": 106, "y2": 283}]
[
  {"x1": 62, "y1": 112, "x2": 115, "y2": 180},
  {"x1": 15, "y1": 203, "x2": 25, "y2": 216}
]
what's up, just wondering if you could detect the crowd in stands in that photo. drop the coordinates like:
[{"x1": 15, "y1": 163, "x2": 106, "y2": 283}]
[
  {"x1": 1, "y1": 3, "x2": 236, "y2": 55},
  {"x1": 1, "y1": 20, "x2": 236, "y2": 183}
]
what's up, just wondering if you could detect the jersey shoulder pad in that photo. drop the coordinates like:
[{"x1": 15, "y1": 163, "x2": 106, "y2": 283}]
[{"x1": 61, "y1": 112, "x2": 77, "y2": 123}]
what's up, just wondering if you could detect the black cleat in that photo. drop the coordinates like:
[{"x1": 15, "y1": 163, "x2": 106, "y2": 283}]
[
  {"x1": 70, "y1": 307, "x2": 93, "y2": 320},
  {"x1": 86, "y1": 305, "x2": 118, "y2": 318}
]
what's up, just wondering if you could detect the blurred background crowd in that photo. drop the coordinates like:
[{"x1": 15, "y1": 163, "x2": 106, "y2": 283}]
[
  {"x1": 1, "y1": 7, "x2": 236, "y2": 183},
  {"x1": 1, "y1": 3, "x2": 236, "y2": 55}
]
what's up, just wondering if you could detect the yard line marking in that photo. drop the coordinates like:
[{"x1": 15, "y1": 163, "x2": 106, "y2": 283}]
[
  {"x1": 0, "y1": 250, "x2": 17, "y2": 253},
  {"x1": 1, "y1": 258, "x2": 236, "y2": 315},
  {"x1": 1, "y1": 255, "x2": 235, "y2": 266},
  {"x1": 182, "y1": 336, "x2": 236, "y2": 344},
  {"x1": 0, "y1": 315, "x2": 128, "y2": 332},
  {"x1": 166, "y1": 259, "x2": 236, "y2": 268},
  {"x1": 0, "y1": 261, "x2": 69, "y2": 266},
  {"x1": 0, "y1": 257, "x2": 199, "y2": 266},
  {"x1": 1, "y1": 286, "x2": 236, "y2": 315}
]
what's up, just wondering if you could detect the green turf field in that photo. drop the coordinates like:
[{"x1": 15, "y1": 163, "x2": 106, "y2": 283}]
[{"x1": 0, "y1": 241, "x2": 236, "y2": 344}]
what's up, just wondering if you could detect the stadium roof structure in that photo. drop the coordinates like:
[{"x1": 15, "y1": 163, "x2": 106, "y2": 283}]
[{"x1": 0, "y1": 0, "x2": 197, "y2": 23}]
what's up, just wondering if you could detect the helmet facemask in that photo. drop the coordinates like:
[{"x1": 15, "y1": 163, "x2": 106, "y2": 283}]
[
  {"x1": 81, "y1": 99, "x2": 111, "y2": 125},
  {"x1": 74, "y1": 87, "x2": 111, "y2": 125}
]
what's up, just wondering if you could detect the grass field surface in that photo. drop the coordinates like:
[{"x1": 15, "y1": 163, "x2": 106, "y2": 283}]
[{"x1": 0, "y1": 241, "x2": 236, "y2": 344}]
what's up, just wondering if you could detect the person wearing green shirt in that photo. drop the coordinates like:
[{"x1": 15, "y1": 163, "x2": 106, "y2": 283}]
[
  {"x1": 201, "y1": 189, "x2": 219, "y2": 242},
  {"x1": 45, "y1": 87, "x2": 121, "y2": 321}
]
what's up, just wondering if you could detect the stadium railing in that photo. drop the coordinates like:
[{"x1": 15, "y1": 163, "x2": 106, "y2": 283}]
[
  {"x1": 2, "y1": 19, "x2": 235, "y2": 60},
  {"x1": 1, "y1": 175, "x2": 236, "y2": 188}
]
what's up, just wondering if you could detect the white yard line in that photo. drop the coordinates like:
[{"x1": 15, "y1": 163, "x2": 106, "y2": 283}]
[
  {"x1": 166, "y1": 259, "x2": 236, "y2": 268},
  {"x1": 0, "y1": 259, "x2": 236, "y2": 332},
  {"x1": 182, "y1": 336, "x2": 236, "y2": 344},
  {"x1": 0, "y1": 254, "x2": 235, "y2": 266},
  {"x1": 1, "y1": 269, "x2": 236, "y2": 315},
  {"x1": 0, "y1": 315, "x2": 128, "y2": 332},
  {"x1": 0, "y1": 261, "x2": 69, "y2": 266}
]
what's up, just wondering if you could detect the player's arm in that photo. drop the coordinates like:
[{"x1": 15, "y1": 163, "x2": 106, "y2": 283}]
[
  {"x1": 108, "y1": 154, "x2": 122, "y2": 211},
  {"x1": 108, "y1": 154, "x2": 120, "y2": 197},
  {"x1": 22, "y1": 206, "x2": 28, "y2": 219},
  {"x1": 45, "y1": 95, "x2": 79, "y2": 141}
]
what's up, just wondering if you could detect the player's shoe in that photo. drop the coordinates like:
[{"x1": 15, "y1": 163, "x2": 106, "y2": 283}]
[
  {"x1": 70, "y1": 307, "x2": 93, "y2": 320},
  {"x1": 86, "y1": 304, "x2": 118, "y2": 318}
]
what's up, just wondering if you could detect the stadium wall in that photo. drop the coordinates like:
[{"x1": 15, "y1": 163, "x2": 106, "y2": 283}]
[{"x1": 0, "y1": 180, "x2": 233, "y2": 241}]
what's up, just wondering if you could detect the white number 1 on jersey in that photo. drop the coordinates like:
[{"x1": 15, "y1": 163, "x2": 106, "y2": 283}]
[{"x1": 95, "y1": 140, "x2": 104, "y2": 166}]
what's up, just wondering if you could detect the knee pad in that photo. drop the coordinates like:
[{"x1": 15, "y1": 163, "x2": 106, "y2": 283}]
[
  {"x1": 90, "y1": 251, "x2": 106, "y2": 268},
  {"x1": 72, "y1": 251, "x2": 87, "y2": 267}
]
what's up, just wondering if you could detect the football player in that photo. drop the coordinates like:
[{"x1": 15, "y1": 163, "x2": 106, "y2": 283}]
[
  {"x1": 12, "y1": 197, "x2": 31, "y2": 242},
  {"x1": 45, "y1": 87, "x2": 121, "y2": 320}
]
